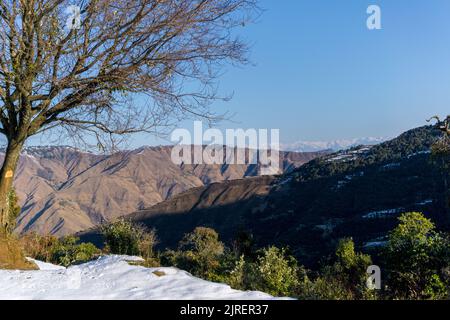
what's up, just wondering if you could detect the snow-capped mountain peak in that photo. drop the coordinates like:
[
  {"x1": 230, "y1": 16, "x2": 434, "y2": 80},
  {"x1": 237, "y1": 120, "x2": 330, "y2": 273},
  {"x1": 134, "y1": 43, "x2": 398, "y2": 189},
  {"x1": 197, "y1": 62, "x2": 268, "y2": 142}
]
[{"x1": 281, "y1": 137, "x2": 387, "y2": 152}]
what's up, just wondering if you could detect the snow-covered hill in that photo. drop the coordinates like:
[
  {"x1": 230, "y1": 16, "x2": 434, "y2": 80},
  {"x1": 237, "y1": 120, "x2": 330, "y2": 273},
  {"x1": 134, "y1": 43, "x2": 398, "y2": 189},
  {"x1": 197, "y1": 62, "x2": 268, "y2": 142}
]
[{"x1": 0, "y1": 255, "x2": 280, "y2": 300}]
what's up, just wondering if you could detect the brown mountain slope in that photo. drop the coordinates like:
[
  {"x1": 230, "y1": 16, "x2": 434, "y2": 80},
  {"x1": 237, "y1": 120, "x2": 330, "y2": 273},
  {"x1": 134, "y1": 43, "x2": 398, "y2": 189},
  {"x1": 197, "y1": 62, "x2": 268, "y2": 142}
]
[
  {"x1": 78, "y1": 126, "x2": 448, "y2": 266},
  {"x1": 77, "y1": 175, "x2": 276, "y2": 248},
  {"x1": 2, "y1": 146, "x2": 323, "y2": 236}
]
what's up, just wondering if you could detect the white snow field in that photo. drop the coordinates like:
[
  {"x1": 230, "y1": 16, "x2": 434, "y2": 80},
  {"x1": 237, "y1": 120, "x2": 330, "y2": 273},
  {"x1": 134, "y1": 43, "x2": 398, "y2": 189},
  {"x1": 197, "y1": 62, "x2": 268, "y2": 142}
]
[{"x1": 0, "y1": 255, "x2": 278, "y2": 300}]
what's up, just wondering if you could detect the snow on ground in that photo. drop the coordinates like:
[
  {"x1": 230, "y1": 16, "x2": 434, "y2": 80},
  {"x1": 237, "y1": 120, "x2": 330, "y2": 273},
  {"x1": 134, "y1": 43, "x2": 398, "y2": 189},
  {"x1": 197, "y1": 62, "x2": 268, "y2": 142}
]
[
  {"x1": 0, "y1": 255, "x2": 280, "y2": 300},
  {"x1": 26, "y1": 258, "x2": 66, "y2": 271},
  {"x1": 362, "y1": 208, "x2": 404, "y2": 219}
]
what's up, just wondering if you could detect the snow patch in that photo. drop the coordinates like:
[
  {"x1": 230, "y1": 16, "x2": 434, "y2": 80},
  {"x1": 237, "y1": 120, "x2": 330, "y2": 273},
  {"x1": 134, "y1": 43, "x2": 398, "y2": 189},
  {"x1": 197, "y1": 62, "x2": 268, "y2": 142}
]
[
  {"x1": 363, "y1": 241, "x2": 387, "y2": 248},
  {"x1": 416, "y1": 199, "x2": 433, "y2": 206},
  {"x1": 325, "y1": 146, "x2": 372, "y2": 164},
  {"x1": 362, "y1": 208, "x2": 404, "y2": 219},
  {"x1": 281, "y1": 137, "x2": 386, "y2": 152},
  {"x1": 26, "y1": 258, "x2": 66, "y2": 271},
  {"x1": 380, "y1": 163, "x2": 401, "y2": 170},
  {"x1": 407, "y1": 150, "x2": 431, "y2": 159},
  {"x1": 0, "y1": 255, "x2": 280, "y2": 300}
]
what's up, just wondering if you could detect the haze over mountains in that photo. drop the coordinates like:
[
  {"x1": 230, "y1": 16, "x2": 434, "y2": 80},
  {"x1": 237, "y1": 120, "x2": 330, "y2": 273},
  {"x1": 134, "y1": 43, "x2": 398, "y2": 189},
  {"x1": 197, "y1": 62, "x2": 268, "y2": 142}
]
[
  {"x1": 3, "y1": 145, "x2": 322, "y2": 236},
  {"x1": 282, "y1": 137, "x2": 387, "y2": 152}
]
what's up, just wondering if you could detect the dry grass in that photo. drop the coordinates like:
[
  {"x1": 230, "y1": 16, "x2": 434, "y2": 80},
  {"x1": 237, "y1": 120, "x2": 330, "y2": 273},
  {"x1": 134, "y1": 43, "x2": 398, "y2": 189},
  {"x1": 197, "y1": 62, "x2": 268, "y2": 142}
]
[
  {"x1": 152, "y1": 270, "x2": 166, "y2": 277},
  {"x1": 19, "y1": 232, "x2": 59, "y2": 262},
  {"x1": 0, "y1": 233, "x2": 38, "y2": 270},
  {"x1": 128, "y1": 257, "x2": 161, "y2": 268}
]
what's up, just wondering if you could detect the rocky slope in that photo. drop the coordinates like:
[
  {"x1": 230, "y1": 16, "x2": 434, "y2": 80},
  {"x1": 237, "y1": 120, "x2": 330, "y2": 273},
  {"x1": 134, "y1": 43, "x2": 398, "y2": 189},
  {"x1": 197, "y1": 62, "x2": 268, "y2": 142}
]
[{"x1": 2, "y1": 146, "x2": 322, "y2": 235}]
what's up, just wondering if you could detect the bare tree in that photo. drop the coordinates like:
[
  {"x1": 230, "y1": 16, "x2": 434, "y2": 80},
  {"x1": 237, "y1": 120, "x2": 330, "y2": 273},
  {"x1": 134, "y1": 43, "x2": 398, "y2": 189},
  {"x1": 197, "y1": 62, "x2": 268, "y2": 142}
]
[
  {"x1": 428, "y1": 115, "x2": 450, "y2": 136},
  {"x1": 0, "y1": 0, "x2": 258, "y2": 230}
]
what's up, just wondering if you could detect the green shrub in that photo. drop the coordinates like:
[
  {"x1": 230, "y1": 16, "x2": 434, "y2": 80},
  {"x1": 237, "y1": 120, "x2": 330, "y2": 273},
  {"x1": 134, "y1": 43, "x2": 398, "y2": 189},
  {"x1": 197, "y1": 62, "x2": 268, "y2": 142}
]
[
  {"x1": 221, "y1": 247, "x2": 301, "y2": 297},
  {"x1": 101, "y1": 219, "x2": 141, "y2": 255},
  {"x1": 160, "y1": 249, "x2": 178, "y2": 266},
  {"x1": 296, "y1": 276, "x2": 354, "y2": 300},
  {"x1": 227, "y1": 255, "x2": 247, "y2": 290},
  {"x1": 49, "y1": 236, "x2": 101, "y2": 267},
  {"x1": 384, "y1": 212, "x2": 450, "y2": 299},
  {"x1": 101, "y1": 219, "x2": 159, "y2": 265},
  {"x1": 165, "y1": 227, "x2": 225, "y2": 279},
  {"x1": 21, "y1": 233, "x2": 100, "y2": 267},
  {"x1": 251, "y1": 247, "x2": 299, "y2": 297},
  {"x1": 295, "y1": 238, "x2": 375, "y2": 300},
  {"x1": 330, "y1": 238, "x2": 373, "y2": 299}
]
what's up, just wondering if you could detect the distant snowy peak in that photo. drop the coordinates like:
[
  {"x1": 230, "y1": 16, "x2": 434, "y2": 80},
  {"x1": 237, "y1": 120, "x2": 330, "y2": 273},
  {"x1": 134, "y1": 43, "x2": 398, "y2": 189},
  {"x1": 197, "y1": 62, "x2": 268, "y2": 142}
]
[
  {"x1": 0, "y1": 145, "x2": 91, "y2": 157},
  {"x1": 281, "y1": 137, "x2": 387, "y2": 152}
]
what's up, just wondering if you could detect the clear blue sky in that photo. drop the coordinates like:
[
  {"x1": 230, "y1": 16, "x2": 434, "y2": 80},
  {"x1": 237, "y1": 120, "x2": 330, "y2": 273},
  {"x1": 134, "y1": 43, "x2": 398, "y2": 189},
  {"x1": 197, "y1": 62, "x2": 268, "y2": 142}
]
[
  {"x1": 30, "y1": 1, "x2": 450, "y2": 147},
  {"x1": 210, "y1": 0, "x2": 450, "y2": 143}
]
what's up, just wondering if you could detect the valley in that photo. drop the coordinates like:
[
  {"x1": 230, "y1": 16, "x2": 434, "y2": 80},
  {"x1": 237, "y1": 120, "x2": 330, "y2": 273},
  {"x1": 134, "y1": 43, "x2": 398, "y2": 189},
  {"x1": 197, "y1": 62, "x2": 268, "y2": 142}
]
[
  {"x1": 3, "y1": 146, "x2": 322, "y2": 235},
  {"x1": 79, "y1": 125, "x2": 449, "y2": 265}
]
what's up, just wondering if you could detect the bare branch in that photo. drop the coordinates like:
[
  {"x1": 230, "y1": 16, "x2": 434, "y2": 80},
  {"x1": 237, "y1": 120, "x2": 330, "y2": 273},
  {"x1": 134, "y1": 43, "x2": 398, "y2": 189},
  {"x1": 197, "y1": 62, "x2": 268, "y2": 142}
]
[{"x1": 0, "y1": 0, "x2": 259, "y2": 150}]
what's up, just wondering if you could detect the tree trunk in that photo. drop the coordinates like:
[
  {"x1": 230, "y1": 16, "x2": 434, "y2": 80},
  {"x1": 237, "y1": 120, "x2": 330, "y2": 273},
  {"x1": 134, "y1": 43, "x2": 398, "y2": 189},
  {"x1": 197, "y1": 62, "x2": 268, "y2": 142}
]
[{"x1": 0, "y1": 140, "x2": 24, "y2": 231}]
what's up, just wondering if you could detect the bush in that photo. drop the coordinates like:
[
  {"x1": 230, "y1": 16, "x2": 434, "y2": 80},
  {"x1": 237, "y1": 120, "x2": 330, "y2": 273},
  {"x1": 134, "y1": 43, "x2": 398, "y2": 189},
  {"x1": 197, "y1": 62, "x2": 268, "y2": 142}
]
[
  {"x1": 227, "y1": 255, "x2": 247, "y2": 290},
  {"x1": 222, "y1": 246, "x2": 300, "y2": 297},
  {"x1": 101, "y1": 219, "x2": 143, "y2": 255},
  {"x1": 101, "y1": 219, "x2": 159, "y2": 262},
  {"x1": 295, "y1": 238, "x2": 375, "y2": 300},
  {"x1": 251, "y1": 247, "x2": 299, "y2": 297},
  {"x1": 21, "y1": 233, "x2": 100, "y2": 267},
  {"x1": 164, "y1": 227, "x2": 224, "y2": 279},
  {"x1": 384, "y1": 212, "x2": 450, "y2": 299},
  {"x1": 296, "y1": 276, "x2": 351, "y2": 300},
  {"x1": 330, "y1": 238, "x2": 373, "y2": 299},
  {"x1": 51, "y1": 236, "x2": 101, "y2": 267},
  {"x1": 20, "y1": 233, "x2": 59, "y2": 262}
]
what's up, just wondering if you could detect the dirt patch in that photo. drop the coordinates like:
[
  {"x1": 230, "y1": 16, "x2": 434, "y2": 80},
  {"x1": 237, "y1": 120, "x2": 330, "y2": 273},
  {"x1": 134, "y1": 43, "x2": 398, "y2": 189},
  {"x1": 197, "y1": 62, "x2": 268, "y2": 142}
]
[
  {"x1": 152, "y1": 270, "x2": 166, "y2": 277},
  {"x1": 0, "y1": 234, "x2": 38, "y2": 270}
]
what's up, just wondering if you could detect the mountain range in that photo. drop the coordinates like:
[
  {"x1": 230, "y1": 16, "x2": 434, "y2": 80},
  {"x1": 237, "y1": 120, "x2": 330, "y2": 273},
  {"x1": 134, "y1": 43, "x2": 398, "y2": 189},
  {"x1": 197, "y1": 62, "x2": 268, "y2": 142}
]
[
  {"x1": 79, "y1": 126, "x2": 449, "y2": 266},
  {"x1": 4, "y1": 146, "x2": 323, "y2": 236},
  {"x1": 281, "y1": 137, "x2": 387, "y2": 152}
]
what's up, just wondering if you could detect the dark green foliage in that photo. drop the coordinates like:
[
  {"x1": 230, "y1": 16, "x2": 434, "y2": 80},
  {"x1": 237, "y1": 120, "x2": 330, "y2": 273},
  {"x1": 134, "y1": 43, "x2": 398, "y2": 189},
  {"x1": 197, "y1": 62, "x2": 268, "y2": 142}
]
[
  {"x1": 22, "y1": 212, "x2": 449, "y2": 299},
  {"x1": 51, "y1": 236, "x2": 101, "y2": 267},
  {"x1": 383, "y1": 212, "x2": 450, "y2": 299},
  {"x1": 232, "y1": 230, "x2": 256, "y2": 259},
  {"x1": 292, "y1": 238, "x2": 375, "y2": 300},
  {"x1": 157, "y1": 217, "x2": 449, "y2": 299},
  {"x1": 85, "y1": 126, "x2": 450, "y2": 268},
  {"x1": 250, "y1": 247, "x2": 300, "y2": 296},
  {"x1": 101, "y1": 219, "x2": 157, "y2": 257},
  {"x1": 162, "y1": 227, "x2": 224, "y2": 279},
  {"x1": 331, "y1": 238, "x2": 373, "y2": 297},
  {"x1": 21, "y1": 233, "x2": 100, "y2": 267},
  {"x1": 294, "y1": 126, "x2": 441, "y2": 181},
  {"x1": 6, "y1": 188, "x2": 20, "y2": 233},
  {"x1": 430, "y1": 135, "x2": 450, "y2": 224},
  {"x1": 214, "y1": 247, "x2": 301, "y2": 297}
]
